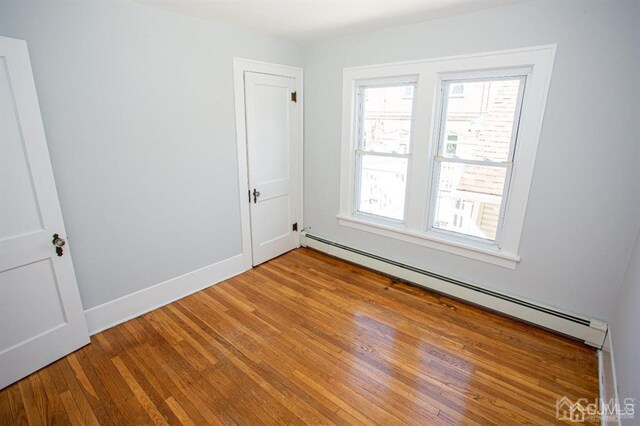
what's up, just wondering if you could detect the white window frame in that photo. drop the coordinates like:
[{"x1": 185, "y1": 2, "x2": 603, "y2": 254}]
[
  {"x1": 426, "y1": 70, "x2": 527, "y2": 247},
  {"x1": 353, "y1": 76, "x2": 418, "y2": 224},
  {"x1": 337, "y1": 45, "x2": 556, "y2": 269}
]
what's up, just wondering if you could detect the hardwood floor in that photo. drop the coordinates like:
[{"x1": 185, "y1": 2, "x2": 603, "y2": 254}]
[{"x1": 1, "y1": 248, "x2": 598, "y2": 425}]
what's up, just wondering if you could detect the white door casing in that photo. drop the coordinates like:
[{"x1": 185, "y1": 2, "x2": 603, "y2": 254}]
[
  {"x1": 244, "y1": 71, "x2": 301, "y2": 265},
  {"x1": 0, "y1": 36, "x2": 89, "y2": 390}
]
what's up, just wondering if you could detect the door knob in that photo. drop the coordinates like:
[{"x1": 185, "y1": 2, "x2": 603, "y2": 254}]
[
  {"x1": 253, "y1": 188, "x2": 261, "y2": 203},
  {"x1": 52, "y1": 233, "x2": 66, "y2": 256}
]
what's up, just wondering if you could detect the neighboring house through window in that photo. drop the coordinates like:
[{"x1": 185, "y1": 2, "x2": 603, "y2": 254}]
[
  {"x1": 430, "y1": 76, "x2": 525, "y2": 242},
  {"x1": 355, "y1": 82, "x2": 415, "y2": 221}
]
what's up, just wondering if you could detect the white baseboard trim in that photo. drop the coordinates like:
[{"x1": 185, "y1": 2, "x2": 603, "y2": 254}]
[
  {"x1": 84, "y1": 254, "x2": 246, "y2": 335},
  {"x1": 301, "y1": 232, "x2": 607, "y2": 348},
  {"x1": 599, "y1": 330, "x2": 621, "y2": 425}
]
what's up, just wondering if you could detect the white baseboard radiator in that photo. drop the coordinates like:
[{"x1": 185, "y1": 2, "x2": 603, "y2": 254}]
[{"x1": 301, "y1": 232, "x2": 607, "y2": 348}]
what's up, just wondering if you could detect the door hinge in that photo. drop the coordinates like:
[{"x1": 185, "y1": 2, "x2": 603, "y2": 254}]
[
  {"x1": 290, "y1": 91, "x2": 297, "y2": 103},
  {"x1": 248, "y1": 189, "x2": 251, "y2": 203},
  {"x1": 292, "y1": 222, "x2": 298, "y2": 232}
]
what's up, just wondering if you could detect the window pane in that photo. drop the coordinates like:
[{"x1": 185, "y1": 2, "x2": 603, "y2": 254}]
[
  {"x1": 442, "y1": 78, "x2": 522, "y2": 162},
  {"x1": 358, "y1": 155, "x2": 408, "y2": 220},
  {"x1": 432, "y1": 162, "x2": 507, "y2": 241},
  {"x1": 361, "y1": 85, "x2": 413, "y2": 154}
]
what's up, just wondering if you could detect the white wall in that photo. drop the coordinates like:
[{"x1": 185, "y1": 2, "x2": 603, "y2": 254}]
[
  {"x1": 611, "y1": 228, "x2": 640, "y2": 422},
  {"x1": 0, "y1": 0, "x2": 303, "y2": 309},
  {"x1": 303, "y1": 0, "x2": 640, "y2": 322}
]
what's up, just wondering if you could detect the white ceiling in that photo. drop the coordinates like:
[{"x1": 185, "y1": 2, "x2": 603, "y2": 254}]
[{"x1": 133, "y1": 0, "x2": 528, "y2": 44}]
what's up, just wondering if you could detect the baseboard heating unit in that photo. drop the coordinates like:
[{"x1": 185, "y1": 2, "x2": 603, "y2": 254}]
[{"x1": 300, "y1": 232, "x2": 607, "y2": 348}]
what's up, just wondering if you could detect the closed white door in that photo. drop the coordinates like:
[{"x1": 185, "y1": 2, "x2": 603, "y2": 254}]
[
  {"x1": 0, "y1": 36, "x2": 89, "y2": 390},
  {"x1": 244, "y1": 72, "x2": 300, "y2": 266}
]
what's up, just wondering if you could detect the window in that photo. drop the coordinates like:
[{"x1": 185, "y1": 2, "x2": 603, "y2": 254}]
[
  {"x1": 429, "y1": 77, "x2": 525, "y2": 242},
  {"x1": 451, "y1": 84, "x2": 464, "y2": 95},
  {"x1": 446, "y1": 134, "x2": 458, "y2": 155},
  {"x1": 355, "y1": 83, "x2": 415, "y2": 221},
  {"x1": 338, "y1": 45, "x2": 556, "y2": 268}
]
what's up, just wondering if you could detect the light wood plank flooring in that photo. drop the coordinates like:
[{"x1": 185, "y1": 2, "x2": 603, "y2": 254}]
[{"x1": 0, "y1": 248, "x2": 598, "y2": 425}]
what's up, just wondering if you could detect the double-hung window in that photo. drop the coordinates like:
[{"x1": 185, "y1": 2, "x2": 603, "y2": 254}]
[
  {"x1": 339, "y1": 46, "x2": 556, "y2": 268},
  {"x1": 355, "y1": 81, "x2": 416, "y2": 222},
  {"x1": 429, "y1": 74, "x2": 526, "y2": 243}
]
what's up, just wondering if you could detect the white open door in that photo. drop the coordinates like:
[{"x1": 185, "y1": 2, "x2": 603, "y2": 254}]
[
  {"x1": 244, "y1": 71, "x2": 301, "y2": 266},
  {"x1": 0, "y1": 36, "x2": 89, "y2": 390}
]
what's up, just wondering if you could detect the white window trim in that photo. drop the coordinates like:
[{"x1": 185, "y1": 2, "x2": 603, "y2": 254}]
[{"x1": 338, "y1": 45, "x2": 557, "y2": 269}]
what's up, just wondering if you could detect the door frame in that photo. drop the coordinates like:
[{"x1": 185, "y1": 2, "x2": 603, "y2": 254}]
[{"x1": 233, "y1": 58, "x2": 304, "y2": 271}]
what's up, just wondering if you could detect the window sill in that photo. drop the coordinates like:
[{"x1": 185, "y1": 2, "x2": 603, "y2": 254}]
[{"x1": 336, "y1": 214, "x2": 519, "y2": 269}]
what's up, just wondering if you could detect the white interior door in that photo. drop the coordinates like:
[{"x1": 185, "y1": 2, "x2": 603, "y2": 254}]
[
  {"x1": 244, "y1": 71, "x2": 300, "y2": 266},
  {"x1": 0, "y1": 36, "x2": 89, "y2": 390}
]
